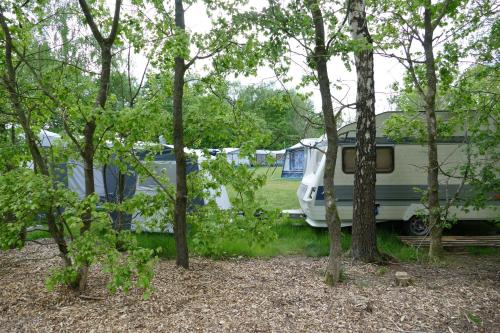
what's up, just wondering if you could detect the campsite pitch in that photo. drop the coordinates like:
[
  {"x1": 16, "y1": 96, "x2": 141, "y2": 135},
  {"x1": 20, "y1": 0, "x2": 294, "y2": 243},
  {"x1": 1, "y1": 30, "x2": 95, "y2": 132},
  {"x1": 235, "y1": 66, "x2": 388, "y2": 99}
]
[{"x1": 0, "y1": 243, "x2": 498, "y2": 332}]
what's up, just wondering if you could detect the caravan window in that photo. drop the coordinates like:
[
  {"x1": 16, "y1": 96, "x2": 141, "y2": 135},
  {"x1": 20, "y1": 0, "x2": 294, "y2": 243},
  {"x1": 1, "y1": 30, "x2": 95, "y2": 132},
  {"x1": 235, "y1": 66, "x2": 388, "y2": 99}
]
[{"x1": 342, "y1": 147, "x2": 394, "y2": 174}]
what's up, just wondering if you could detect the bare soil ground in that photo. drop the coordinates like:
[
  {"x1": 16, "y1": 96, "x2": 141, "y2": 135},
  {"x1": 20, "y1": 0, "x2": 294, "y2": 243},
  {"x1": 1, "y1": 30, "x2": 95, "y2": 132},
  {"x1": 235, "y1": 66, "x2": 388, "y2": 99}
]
[{"x1": 0, "y1": 243, "x2": 499, "y2": 333}]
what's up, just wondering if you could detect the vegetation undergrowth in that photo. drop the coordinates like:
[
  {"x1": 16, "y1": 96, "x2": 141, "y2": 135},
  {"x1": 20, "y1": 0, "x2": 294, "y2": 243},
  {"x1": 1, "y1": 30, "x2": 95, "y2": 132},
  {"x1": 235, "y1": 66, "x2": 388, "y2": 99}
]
[
  {"x1": 28, "y1": 218, "x2": 496, "y2": 264},
  {"x1": 133, "y1": 219, "x2": 425, "y2": 262},
  {"x1": 466, "y1": 246, "x2": 500, "y2": 257}
]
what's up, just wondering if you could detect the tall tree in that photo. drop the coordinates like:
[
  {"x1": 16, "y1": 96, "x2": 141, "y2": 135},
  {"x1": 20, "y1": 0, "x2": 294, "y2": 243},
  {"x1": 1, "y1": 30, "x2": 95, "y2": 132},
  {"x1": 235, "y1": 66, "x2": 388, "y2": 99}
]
[
  {"x1": 258, "y1": 0, "x2": 351, "y2": 284},
  {"x1": 348, "y1": 0, "x2": 378, "y2": 261},
  {"x1": 375, "y1": 0, "x2": 494, "y2": 257},
  {"x1": 305, "y1": 0, "x2": 343, "y2": 284},
  {"x1": 0, "y1": 3, "x2": 71, "y2": 267},
  {"x1": 134, "y1": 0, "x2": 265, "y2": 268},
  {"x1": 172, "y1": 0, "x2": 189, "y2": 268},
  {"x1": 75, "y1": 0, "x2": 122, "y2": 290},
  {"x1": 421, "y1": 0, "x2": 441, "y2": 257}
]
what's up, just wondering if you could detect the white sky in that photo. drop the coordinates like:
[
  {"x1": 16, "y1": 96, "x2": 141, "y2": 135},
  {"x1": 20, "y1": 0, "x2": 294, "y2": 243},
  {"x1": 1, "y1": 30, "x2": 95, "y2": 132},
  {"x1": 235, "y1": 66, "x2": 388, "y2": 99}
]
[{"x1": 124, "y1": 1, "x2": 404, "y2": 122}]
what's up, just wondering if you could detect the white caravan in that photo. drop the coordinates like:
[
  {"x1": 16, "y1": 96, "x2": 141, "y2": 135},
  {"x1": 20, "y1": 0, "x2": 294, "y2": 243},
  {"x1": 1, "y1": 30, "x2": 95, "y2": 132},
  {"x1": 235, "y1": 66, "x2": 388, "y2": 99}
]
[{"x1": 297, "y1": 112, "x2": 498, "y2": 235}]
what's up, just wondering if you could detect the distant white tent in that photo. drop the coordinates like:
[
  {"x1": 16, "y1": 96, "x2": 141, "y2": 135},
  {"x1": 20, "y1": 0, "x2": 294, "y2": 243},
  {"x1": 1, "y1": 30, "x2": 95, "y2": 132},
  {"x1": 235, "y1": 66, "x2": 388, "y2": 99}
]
[
  {"x1": 39, "y1": 129, "x2": 62, "y2": 147},
  {"x1": 255, "y1": 149, "x2": 271, "y2": 165},
  {"x1": 270, "y1": 149, "x2": 286, "y2": 166},
  {"x1": 222, "y1": 147, "x2": 251, "y2": 166}
]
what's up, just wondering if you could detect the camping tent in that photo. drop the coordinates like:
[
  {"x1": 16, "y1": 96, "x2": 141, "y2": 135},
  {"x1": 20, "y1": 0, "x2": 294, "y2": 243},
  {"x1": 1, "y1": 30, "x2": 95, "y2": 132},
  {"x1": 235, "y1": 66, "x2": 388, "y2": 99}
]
[
  {"x1": 281, "y1": 137, "x2": 324, "y2": 179},
  {"x1": 223, "y1": 147, "x2": 251, "y2": 166},
  {"x1": 270, "y1": 149, "x2": 286, "y2": 166},
  {"x1": 255, "y1": 150, "x2": 271, "y2": 165},
  {"x1": 39, "y1": 129, "x2": 62, "y2": 147},
  {"x1": 39, "y1": 132, "x2": 231, "y2": 231}
]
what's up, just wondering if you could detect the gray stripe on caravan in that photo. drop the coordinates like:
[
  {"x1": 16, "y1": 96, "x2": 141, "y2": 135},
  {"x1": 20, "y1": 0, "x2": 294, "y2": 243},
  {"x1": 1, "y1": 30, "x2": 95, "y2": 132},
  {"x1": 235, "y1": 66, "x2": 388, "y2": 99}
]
[
  {"x1": 315, "y1": 184, "x2": 476, "y2": 204},
  {"x1": 337, "y1": 136, "x2": 467, "y2": 145}
]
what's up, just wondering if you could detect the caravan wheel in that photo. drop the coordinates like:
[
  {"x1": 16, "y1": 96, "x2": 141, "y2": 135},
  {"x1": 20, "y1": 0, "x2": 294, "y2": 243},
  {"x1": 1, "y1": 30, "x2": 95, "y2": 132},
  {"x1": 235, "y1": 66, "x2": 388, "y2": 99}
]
[{"x1": 405, "y1": 216, "x2": 429, "y2": 236}]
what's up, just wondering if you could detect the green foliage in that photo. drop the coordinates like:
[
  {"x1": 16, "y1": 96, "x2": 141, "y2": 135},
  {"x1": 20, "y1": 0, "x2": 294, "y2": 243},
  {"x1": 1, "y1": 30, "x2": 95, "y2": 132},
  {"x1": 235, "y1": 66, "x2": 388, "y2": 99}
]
[
  {"x1": 188, "y1": 155, "x2": 284, "y2": 258},
  {"x1": 45, "y1": 195, "x2": 157, "y2": 297},
  {"x1": 143, "y1": 76, "x2": 319, "y2": 150},
  {"x1": 234, "y1": 84, "x2": 322, "y2": 149},
  {"x1": 0, "y1": 170, "x2": 55, "y2": 249},
  {"x1": 384, "y1": 111, "x2": 458, "y2": 144},
  {"x1": 466, "y1": 313, "x2": 483, "y2": 326}
]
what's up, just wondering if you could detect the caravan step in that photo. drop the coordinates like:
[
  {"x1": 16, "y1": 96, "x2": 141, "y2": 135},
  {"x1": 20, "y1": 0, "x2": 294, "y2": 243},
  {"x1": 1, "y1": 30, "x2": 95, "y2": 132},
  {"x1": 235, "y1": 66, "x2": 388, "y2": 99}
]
[{"x1": 282, "y1": 209, "x2": 305, "y2": 219}]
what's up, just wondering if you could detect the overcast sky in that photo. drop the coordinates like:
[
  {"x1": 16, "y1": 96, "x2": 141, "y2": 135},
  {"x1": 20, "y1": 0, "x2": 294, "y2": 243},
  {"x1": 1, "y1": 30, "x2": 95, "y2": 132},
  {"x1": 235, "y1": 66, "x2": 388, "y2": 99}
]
[{"x1": 124, "y1": 1, "x2": 405, "y2": 123}]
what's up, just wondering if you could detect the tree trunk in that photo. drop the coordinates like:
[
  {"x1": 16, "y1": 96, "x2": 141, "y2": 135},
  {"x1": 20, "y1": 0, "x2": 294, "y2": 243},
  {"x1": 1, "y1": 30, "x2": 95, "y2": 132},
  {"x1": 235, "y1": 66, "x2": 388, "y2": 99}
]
[
  {"x1": 116, "y1": 170, "x2": 125, "y2": 230},
  {"x1": 0, "y1": 7, "x2": 71, "y2": 266},
  {"x1": 308, "y1": 0, "x2": 342, "y2": 285},
  {"x1": 423, "y1": 4, "x2": 442, "y2": 257},
  {"x1": 173, "y1": 0, "x2": 189, "y2": 268},
  {"x1": 76, "y1": 0, "x2": 122, "y2": 291},
  {"x1": 349, "y1": 0, "x2": 378, "y2": 262},
  {"x1": 81, "y1": 121, "x2": 96, "y2": 233}
]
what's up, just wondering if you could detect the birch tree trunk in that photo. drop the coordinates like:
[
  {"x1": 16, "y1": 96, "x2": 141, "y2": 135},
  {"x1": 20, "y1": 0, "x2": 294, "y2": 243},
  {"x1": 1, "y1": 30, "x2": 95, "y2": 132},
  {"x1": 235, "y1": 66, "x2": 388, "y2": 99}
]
[
  {"x1": 348, "y1": 0, "x2": 378, "y2": 262},
  {"x1": 308, "y1": 0, "x2": 342, "y2": 286},
  {"x1": 173, "y1": 0, "x2": 189, "y2": 268}
]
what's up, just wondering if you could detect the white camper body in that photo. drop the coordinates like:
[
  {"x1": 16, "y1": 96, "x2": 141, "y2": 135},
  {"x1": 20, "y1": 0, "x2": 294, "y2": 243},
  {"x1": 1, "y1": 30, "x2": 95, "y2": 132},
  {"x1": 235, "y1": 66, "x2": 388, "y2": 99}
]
[{"x1": 297, "y1": 112, "x2": 498, "y2": 234}]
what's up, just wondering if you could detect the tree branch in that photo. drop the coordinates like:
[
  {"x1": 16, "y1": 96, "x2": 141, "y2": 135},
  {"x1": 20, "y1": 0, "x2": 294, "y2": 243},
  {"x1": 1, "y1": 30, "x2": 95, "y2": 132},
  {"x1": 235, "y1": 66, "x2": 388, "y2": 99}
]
[
  {"x1": 77, "y1": 0, "x2": 105, "y2": 45},
  {"x1": 106, "y1": 0, "x2": 122, "y2": 43}
]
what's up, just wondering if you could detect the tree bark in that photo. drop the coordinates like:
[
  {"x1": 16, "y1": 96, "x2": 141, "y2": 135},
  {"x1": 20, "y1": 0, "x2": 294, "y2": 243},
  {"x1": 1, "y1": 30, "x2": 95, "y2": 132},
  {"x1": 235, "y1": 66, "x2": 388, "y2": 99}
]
[
  {"x1": 423, "y1": 3, "x2": 442, "y2": 257},
  {"x1": 76, "y1": 0, "x2": 122, "y2": 290},
  {"x1": 173, "y1": 0, "x2": 189, "y2": 268},
  {"x1": 308, "y1": 0, "x2": 342, "y2": 286},
  {"x1": 348, "y1": 0, "x2": 378, "y2": 262}
]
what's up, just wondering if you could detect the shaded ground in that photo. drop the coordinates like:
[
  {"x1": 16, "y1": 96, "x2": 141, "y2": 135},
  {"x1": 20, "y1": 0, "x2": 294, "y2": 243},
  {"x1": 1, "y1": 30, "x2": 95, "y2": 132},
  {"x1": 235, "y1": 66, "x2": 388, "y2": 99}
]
[{"x1": 0, "y1": 243, "x2": 499, "y2": 333}]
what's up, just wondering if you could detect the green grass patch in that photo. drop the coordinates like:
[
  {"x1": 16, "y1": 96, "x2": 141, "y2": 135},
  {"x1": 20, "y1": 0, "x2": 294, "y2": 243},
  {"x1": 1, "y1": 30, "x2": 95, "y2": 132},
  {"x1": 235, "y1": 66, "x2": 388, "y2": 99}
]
[
  {"x1": 26, "y1": 229, "x2": 51, "y2": 241},
  {"x1": 377, "y1": 229, "x2": 421, "y2": 262},
  {"x1": 206, "y1": 219, "x2": 350, "y2": 258},
  {"x1": 226, "y1": 167, "x2": 301, "y2": 211},
  {"x1": 135, "y1": 232, "x2": 177, "y2": 258},
  {"x1": 134, "y1": 218, "x2": 350, "y2": 259},
  {"x1": 133, "y1": 219, "x2": 423, "y2": 262},
  {"x1": 466, "y1": 246, "x2": 500, "y2": 256}
]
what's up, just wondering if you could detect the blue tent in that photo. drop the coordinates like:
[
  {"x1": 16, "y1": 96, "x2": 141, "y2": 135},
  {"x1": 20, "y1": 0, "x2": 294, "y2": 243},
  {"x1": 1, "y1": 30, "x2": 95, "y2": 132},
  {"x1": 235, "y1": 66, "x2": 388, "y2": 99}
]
[{"x1": 281, "y1": 138, "x2": 323, "y2": 179}]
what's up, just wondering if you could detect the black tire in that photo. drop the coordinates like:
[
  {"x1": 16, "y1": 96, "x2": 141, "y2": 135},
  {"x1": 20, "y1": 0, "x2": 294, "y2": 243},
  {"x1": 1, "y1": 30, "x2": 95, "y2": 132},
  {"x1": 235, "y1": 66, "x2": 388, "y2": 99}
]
[{"x1": 404, "y1": 216, "x2": 429, "y2": 236}]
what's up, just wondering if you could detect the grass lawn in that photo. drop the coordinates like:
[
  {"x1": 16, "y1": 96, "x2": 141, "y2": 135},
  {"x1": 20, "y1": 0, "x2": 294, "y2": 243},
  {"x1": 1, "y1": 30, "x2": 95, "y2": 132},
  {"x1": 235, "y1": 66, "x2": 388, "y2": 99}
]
[
  {"x1": 136, "y1": 222, "x2": 425, "y2": 262},
  {"x1": 226, "y1": 166, "x2": 302, "y2": 211}
]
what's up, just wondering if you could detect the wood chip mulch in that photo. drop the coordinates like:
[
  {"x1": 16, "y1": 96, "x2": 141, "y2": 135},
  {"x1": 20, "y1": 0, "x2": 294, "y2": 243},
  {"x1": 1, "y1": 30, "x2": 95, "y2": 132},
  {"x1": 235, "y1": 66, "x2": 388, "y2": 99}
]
[{"x1": 0, "y1": 243, "x2": 499, "y2": 333}]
